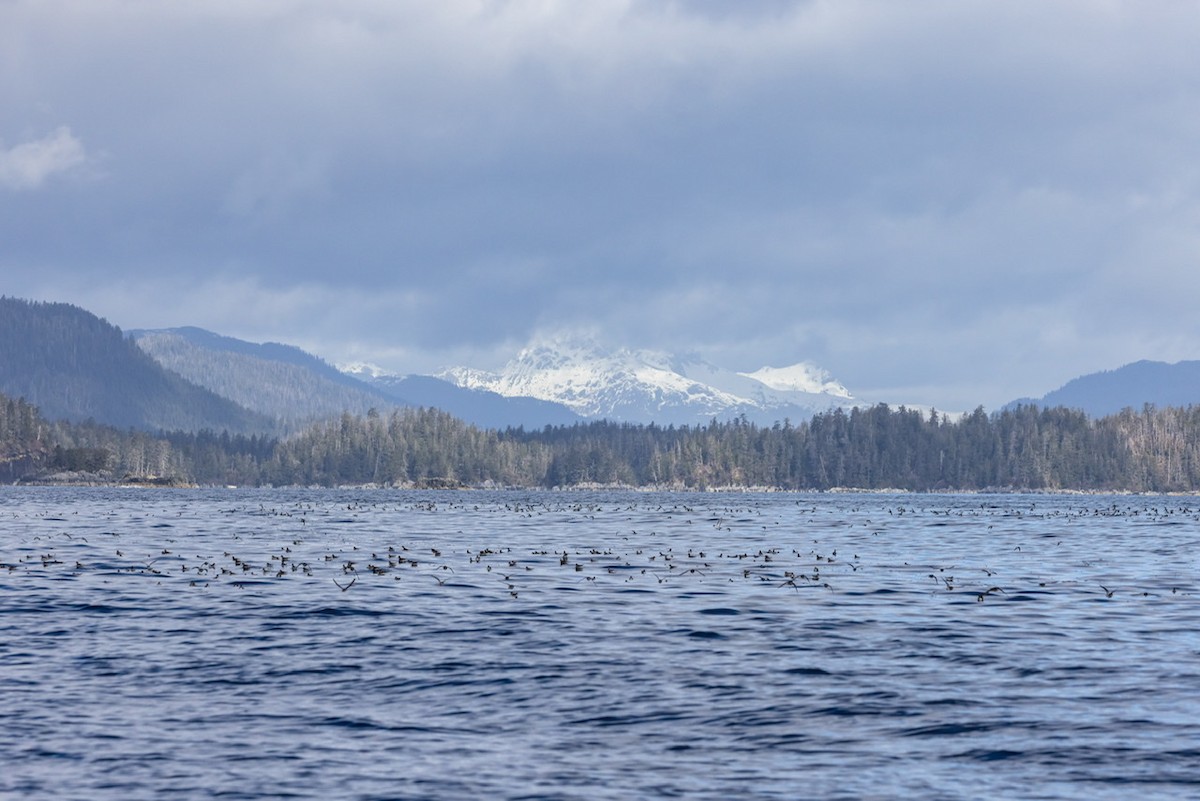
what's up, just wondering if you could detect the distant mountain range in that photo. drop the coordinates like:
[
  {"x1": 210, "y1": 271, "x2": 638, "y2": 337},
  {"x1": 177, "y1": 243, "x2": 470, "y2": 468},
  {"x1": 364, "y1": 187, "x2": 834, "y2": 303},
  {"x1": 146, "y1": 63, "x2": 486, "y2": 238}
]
[
  {"x1": 131, "y1": 327, "x2": 398, "y2": 432},
  {"x1": 134, "y1": 328, "x2": 859, "y2": 429},
  {"x1": 1006, "y1": 360, "x2": 1200, "y2": 417},
  {"x1": 434, "y1": 337, "x2": 857, "y2": 426},
  {"x1": 7, "y1": 295, "x2": 1200, "y2": 436},
  {"x1": 338, "y1": 368, "x2": 583, "y2": 430},
  {"x1": 132, "y1": 327, "x2": 582, "y2": 431}
]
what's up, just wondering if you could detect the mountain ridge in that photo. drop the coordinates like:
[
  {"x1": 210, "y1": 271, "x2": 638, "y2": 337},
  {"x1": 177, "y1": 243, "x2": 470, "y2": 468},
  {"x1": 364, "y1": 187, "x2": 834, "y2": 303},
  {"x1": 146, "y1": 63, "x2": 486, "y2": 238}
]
[
  {"x1": 341, "y1": 369, "x2": 583, "y2": 430},
  {"x1": 435, "y1": 338, "x2": 858, "y2": 426},
  {"x1": 1006, "y1": 359, "x2": 1200, "y2": 417},
  {"x1": 18, "y1": 296, "x2": 1200, "y2": 435},
  {"x1": 130, "y1": 327, "x2": 402, "y2": 432},
  {"x1": 130, "y1": 326, "x2": 584, "y2": 431},
  {"x1": 0, "y1": 298, "x2": 271, "y2": 433}
]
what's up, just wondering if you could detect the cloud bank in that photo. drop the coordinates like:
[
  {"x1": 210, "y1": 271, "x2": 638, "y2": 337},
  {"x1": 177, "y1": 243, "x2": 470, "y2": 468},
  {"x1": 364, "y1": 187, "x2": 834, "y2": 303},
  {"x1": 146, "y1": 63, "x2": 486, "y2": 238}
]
[
  {"x1": 0, "y1": 127, "x2": 86, "y2": 190},
  {"x1": 3, "y1": 0, "x2": 1200, "y2": 410}
]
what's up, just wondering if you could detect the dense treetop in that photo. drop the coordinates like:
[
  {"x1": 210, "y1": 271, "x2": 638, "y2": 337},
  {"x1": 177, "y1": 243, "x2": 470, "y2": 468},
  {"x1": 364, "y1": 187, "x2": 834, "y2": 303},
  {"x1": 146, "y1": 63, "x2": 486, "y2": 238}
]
[{"x1": 4, "y1": 388, "x2": 1200, "y2": 492}]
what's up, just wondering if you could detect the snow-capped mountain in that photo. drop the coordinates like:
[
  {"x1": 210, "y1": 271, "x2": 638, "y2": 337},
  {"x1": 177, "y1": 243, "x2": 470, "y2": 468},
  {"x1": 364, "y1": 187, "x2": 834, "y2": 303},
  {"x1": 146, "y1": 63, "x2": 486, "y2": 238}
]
[
  {"x1": 741, "y1": 364, "x2": 853, "y2": 397},
  {"x1": 437, "y1": 337, "x2": 857, "y2": 426}
]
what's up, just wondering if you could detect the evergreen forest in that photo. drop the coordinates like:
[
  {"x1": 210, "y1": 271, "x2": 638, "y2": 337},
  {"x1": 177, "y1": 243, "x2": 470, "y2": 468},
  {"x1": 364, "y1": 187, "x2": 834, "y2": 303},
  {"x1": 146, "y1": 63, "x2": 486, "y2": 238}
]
[{"x1": 5, "y1": 391, "x2": 1200, "y2": 493}]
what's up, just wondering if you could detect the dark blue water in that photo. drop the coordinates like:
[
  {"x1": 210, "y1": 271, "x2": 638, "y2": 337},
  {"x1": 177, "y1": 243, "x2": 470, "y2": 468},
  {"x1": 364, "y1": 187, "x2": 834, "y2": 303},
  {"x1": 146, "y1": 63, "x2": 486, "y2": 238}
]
[{"x1": 2, "y1": 488, "x2": 1199, "y2": 800}]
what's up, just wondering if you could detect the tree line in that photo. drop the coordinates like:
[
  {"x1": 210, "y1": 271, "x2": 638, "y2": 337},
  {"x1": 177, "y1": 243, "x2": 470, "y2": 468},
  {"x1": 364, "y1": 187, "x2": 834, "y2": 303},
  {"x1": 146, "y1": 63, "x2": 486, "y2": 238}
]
[{"x1": 5, "y1": 391, "x2": 1200, "y2": 492}]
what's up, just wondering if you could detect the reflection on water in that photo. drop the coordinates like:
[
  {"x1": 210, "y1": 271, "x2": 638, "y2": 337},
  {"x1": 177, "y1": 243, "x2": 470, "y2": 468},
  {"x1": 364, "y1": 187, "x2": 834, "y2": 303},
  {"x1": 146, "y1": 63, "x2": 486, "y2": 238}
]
[{"x1": 2, "y1": 488, "x2": 1199, "y2": 799}]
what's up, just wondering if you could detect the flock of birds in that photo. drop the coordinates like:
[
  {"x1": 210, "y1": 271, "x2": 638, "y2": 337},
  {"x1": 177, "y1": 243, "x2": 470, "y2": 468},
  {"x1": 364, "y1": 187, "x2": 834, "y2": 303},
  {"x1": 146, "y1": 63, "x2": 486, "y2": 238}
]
[{"x1": 2, "y1": 494, "x2": 1197, "y2": 605}]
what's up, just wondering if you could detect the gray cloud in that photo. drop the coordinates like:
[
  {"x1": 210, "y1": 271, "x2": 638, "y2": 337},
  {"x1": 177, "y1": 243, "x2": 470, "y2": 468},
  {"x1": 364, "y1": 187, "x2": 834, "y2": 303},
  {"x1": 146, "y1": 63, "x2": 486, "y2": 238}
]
[
  {"x1": 0, "y1": 126, "x2": 86, "y2": 190},
  {"x1": 4, "y1": 1, "x2": 1200, "y2": 411}
]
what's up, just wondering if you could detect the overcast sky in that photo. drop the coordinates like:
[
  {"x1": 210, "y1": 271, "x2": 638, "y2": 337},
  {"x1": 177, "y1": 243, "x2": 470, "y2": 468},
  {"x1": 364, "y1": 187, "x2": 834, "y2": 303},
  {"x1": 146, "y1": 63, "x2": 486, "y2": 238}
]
[{"x1": 4, "y1": 0, "x2": 1200, "y2": 411}]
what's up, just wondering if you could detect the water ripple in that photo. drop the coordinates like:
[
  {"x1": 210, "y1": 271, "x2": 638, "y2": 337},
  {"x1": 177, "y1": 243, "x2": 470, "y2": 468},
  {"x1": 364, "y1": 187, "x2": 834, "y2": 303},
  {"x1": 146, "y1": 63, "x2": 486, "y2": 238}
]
[{"x1": 2, "y1": 488, "x2": 1200, "y2": 799}]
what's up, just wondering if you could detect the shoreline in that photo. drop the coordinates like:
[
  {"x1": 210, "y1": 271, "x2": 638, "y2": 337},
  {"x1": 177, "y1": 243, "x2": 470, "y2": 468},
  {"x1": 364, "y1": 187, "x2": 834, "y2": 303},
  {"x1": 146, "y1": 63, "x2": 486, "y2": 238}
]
[{"x1": 8, "y1": 476, "x2": 1200, "y2": 496}]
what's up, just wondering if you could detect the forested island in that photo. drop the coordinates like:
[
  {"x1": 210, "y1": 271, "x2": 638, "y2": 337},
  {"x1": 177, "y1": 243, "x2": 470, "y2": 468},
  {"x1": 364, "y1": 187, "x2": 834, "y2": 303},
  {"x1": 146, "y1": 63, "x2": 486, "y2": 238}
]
[{"x1": 3, "y1": 390, "x2": 1199, "y2": 492}]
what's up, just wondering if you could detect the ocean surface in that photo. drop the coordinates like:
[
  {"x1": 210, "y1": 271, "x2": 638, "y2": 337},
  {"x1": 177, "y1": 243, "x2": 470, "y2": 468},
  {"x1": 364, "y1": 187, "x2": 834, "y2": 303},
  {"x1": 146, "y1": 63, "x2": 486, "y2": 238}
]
[{"x1": 2, "y1": 487, "x2": 1199, "y2": 800}]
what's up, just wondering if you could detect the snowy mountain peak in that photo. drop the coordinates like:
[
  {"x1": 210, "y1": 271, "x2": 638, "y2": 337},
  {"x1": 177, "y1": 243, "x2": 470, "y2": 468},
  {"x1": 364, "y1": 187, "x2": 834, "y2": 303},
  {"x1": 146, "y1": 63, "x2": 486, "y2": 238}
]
[
  {"x1": 339, "y1": 361, "x2": 390, "y2": 379},
  {"x1": 740, "y1": 363, "x2": 852, "y2": 399},
  {"x1": 437, "y1": 337, "x2": 857, "y2": 425}
]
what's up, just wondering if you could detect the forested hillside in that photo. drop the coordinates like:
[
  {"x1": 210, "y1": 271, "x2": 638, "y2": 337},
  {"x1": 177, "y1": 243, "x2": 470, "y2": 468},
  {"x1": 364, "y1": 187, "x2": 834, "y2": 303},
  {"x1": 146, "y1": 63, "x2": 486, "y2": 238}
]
[
  {"x1": 0, "y1": 298, "x2": 273, "y2": 433},
  {"x1": 133, "y1": 328, "x2": 398, "y2": 431}
]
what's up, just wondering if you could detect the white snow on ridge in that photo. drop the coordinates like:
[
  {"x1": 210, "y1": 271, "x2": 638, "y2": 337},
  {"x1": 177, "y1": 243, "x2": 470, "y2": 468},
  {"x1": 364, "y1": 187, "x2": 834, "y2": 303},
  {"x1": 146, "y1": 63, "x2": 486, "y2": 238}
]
[
  {"x1": 441, "y1": 343, "x2": 751, "y2": 419},
  {"x1": 433, "y1": 336, "x2": 859, "y2": 425},
  {"x1": 440, "y1": 366, "x2": 500, "y2": 390},
  {"x1": 339, "y1": 361, "x2": 390, "y2": 379},
  {"x1": 740, "y1": 363, "x2": 852, "y2": 398}
]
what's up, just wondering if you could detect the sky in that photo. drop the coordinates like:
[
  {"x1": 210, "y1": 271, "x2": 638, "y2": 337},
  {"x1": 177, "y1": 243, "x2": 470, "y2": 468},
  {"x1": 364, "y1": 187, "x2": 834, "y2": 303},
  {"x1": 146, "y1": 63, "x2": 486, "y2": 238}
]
[{"x1": 4, "y1": 0, "x2": 1200, "y2": 412}]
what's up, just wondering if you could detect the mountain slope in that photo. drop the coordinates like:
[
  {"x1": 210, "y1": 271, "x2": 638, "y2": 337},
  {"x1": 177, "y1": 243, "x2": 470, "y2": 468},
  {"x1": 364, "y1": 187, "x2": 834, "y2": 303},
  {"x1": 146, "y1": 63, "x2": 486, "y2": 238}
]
[
  {"x1": 131, "y1": 328, "x2": 400, "y2": 431},
  {"x1": 1008, "y1": 360, "x2": 1200, "y2": 416},
  {"x1": 439, "y1": 337, "x2": 857, "y2": 426},
  {"x1": 131, "y1": 328, "x2": 582, "y2": 431},
  {"x1": 0, "y1": 297, "x2": 271, "y2": 433},
  {"x1": 342, "y1": 370, "x2": 583, "y2": 430}
]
